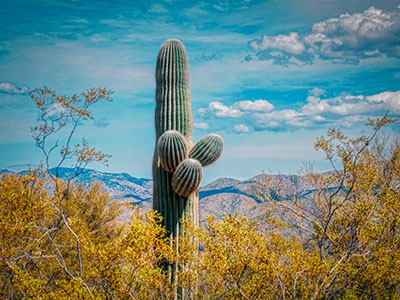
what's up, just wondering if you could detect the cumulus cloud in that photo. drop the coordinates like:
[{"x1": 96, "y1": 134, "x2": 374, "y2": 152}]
[
  {"x1": 302, "y1": 91, "x2": 400, "y2": 117},
  {"x1": 0, "y1": 82, "x2": 28, "y2": 94},
  {"x1": 302, "y1": 95, "x2": 373, "y2": 116},
  {"x1": 255, "y1": 109, "x2": 310, "y2": 128},
  {"x1": 308, "y1": 88, "x2": 326, "y2": 97},
  {"x1": 250, "y1": 6, "x2": 400, "y2": 65},
  {"x1": 209, "y1": 101, "x2": 243, "y2": 118},
  {"x1": 250, "y1": 32, "x2": 305, "y2": 54},
  {"x1": 234, "y1": 124, "x2": 250, "y2": 132},
  {"x1": 206, "y1": 99, "x2": 273, "y2": 118},
  {"x1": 194, "y1": 122, "x2": 210, "y2": 130},
  {"x1": 234, "y1": 99, "x2": 274, "y2": 112},
  {"x1": 198, "y1": 107, "x2": 206, "y2": 116},
  {"x1": 197, "y1": 89, "x2": 400, "y2": 133},
  {"x1": 366, "y1": 90, "x2": 400, "y2": 113}
]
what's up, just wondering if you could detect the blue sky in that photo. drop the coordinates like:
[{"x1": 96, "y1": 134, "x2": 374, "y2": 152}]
[{"x1": 1, "y1": 0, "x2": 399, "y2": 183}]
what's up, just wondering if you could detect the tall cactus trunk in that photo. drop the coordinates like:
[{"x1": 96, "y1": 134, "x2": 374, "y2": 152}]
[
  {"x1": 152, "y1": 39, "x2": 199, "y2": 239},
  {"x1": 152, "y1": 39, "x2": 223, "y2": 298}
]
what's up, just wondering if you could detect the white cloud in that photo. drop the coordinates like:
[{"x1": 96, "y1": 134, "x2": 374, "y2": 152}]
[
  {"x1": 305, "y1": 6, "x2": 400, "y2": 61},
  {"x1": 311, "y1": 7, "x2": 396, "y2": 40},
  {"x1": 0, "y1": 82, "x2": 28, "y2": 94},
  {"x1": 288, "y1": 56, "x2": 307, "y2": 66},
  {"x1": 198, "y1": 108, "x2": 206, "y2": 115},
  {"x1": 202, "y1": 99, "x2": 274, "y2": 122},
  {"x1": 234, "y1": 124, "x2": 250, "y2": 132},
  {"x1": 250, "y1": 6, "x2": 400, "y2": 65},
  {"x1": 197, "y1": 89, "x2": 400, "y2": 133},
  {"x1": 340, "y1": 115, "x2": 370, "y2": 128},
  {"x1": 303, "y1": 91, "x2": 400, "y2": 116},
  {"x1": 256, "y1": 109, "x2": 310, "y2": 127},
  {"x1": 308, "y1": 87, "x2": 326, "y2": 97},
  {"x1": 235, "y1": 99, "x2": 274, "y2": 112},
  {"x1": 250, "y1": 32, "x2": 305, "y2": 54},
  {"x1": 209, "y1": 101, "x2": 243, "y2": 118},
  {"x1": 366, "y1": 90, "x2": 400, "y2": 113},
  {"x1": 194, "y1": 122, "x2": 210, "y2": 130},
  {"x1": 45, "y1": 102, "x2": 66, "y2": 118}
]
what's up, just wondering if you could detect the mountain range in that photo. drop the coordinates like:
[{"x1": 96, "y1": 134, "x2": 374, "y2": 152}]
[{"x1": 1, "y1": 167, "x2": 319, "y2": 223}]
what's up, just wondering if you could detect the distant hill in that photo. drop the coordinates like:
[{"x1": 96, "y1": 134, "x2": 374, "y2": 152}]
[{"x1": 1, "y1": 167, "x2": 320, "y2": 223}]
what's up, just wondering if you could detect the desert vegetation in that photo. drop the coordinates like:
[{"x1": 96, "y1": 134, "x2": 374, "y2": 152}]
[
  {"x1": 1, "y1": 39, "x2": 399, "y2": 299},
  {"x1": 1, "y1": 85, "x2": 399, "y2": 299}
]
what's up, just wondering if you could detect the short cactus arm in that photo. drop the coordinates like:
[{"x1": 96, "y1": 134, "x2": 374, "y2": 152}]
[
  {"x1": 189, "y1": 134, "x2": 224, "y2": 167},
  {"x1": 157, "y1": 130, "x2": 188, "y2": 173},
  {"x1": 172, "y1": 158, "x2": 203, "y2": 197}
]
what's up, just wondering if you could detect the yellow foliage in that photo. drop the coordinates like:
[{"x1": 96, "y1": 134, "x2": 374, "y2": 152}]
[{"x1": 1, "y1": 115, "x2": 399, "y2": 299}]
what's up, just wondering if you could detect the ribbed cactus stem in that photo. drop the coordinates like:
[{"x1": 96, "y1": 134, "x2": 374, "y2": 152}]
[
  {"x1": 155, "y1": 39, "x2": 193, "y2": 142},
  {"x1": 152, "y1": 38, "x2": 224, "y2": 241},
  {"x1": 151, "y1": 39, "x2": 224, "y2": 298},
  {"x1": 152, "y1": 39, "x2": 198, "y2": 241}
]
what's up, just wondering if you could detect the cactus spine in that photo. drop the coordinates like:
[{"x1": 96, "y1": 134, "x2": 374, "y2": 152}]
[{"x1": 152, "y1": 39, "x2": 223, "y2": 240}]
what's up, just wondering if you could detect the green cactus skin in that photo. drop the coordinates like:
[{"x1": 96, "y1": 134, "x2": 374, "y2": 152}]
[
  {"x1": 154, "y1": 39, "x2": 192, "y2": 141},
  {"x1": 172, "y1": 158, "x2": 203, "y2": 197},
  {"x1": 189, "y1": 134, "x2": 224, "y2": 167},
  {"x1": 152, "y1": 39, "x2": 224, "y2": 298},
  {"x1": 152, "y1": 39, "x2": 223, "y2": 241},
  {"x1": 157, "y1": 130, "x2": 188, "y2": 173},
  {"x1": 152, "y1": 39, "x2": 198, "y2": 240}
]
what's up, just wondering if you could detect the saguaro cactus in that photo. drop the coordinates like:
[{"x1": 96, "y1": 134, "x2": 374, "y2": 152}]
[{"x1": 152, "y1": 39, "x2": 223, "y2": 240}]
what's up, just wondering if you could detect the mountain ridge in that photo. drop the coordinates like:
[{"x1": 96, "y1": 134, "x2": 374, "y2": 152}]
[{"x1": 0, "y1": 167, "x2": 318, "y2": 222}]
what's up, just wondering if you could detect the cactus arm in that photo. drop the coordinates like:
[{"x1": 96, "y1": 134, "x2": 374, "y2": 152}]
[
  {"x1": 157, "y1": 130, "x2": 188, "y2": 173},
  {"x1": 189, "y1": 134, "x2": 224, "y2": 167},
  {"x1": 172, "y1": 158, "x2": 203, "y2": 197}
]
